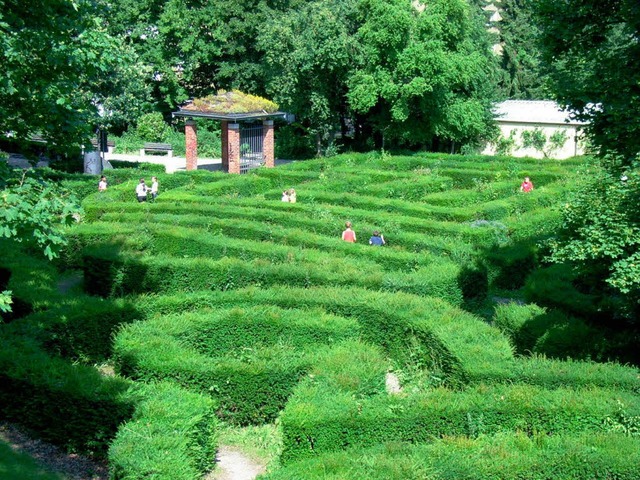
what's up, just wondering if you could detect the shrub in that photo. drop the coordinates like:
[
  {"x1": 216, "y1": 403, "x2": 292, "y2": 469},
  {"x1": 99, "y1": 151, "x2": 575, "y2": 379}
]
[
  {"x1": 0, "y1": 334, "x2": 135, "y2": 456},
  {"x1": 112, "y1": 306, "x2": 362, "y2": 424},
  {"x1": 280, "y1": 382, "x2": 640, "y2": 463},
  {"x1": 264, "y1": 433, "x2": 640, "y2": 480},
  {"x1": 136, "y1": 112, "x2": 171, "y2": 142},
  {"x1": 109, "y1": 381, "x2": 218, "y2": 480}
]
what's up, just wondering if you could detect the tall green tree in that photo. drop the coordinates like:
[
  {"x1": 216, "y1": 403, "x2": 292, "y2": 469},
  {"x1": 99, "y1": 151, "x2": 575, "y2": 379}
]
[
  {"x1": 347, "y1": 0, "x2": 498, "y2": 150},
  {"x1": 104, "y1": 0, "x2": 304, "y2": 113},
  {"x1": 259, "y1": 0, "x2": 360, "y2": 155},
  {"x1": 497, "y1": 0, "x2": 548, "y2": 99},
  {"x1": 0, "y1": 0, "x2": 149, "y2": 150},
  {"x1": 535, "y1": 0, "x2": 640, "y2": 321},
  {"x1": 534, "y1": 0, "x2": 640, "y2": 162}
]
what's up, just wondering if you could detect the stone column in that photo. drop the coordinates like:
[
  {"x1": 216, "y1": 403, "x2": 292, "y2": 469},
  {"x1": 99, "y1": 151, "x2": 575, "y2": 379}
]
[
  {"x1": 228, "y1": 123, "x2": 241, "y2": 174},
  {"x1": 263, "y1": 120, "x2": 274, "y2": 168},
  {"x1": 185, "y1": 119, "x2": 198, "y2": 171},
  {"x1": 221, "y1": 120, "x2": 229, "y2": 172}
]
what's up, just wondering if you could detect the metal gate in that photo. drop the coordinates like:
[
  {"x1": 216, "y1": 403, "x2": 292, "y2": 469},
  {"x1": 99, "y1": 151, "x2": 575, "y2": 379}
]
[{"x1": 239, "y1": 125, "x2": 264, "y2": 173}]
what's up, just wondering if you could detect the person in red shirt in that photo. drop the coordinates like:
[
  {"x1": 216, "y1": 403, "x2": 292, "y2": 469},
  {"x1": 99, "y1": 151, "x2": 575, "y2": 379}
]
[
  {"x1": 342, "y1": 221, "x2": 356, "y2": 243},
  {"x1": 520, "y1": 176, "x2": 534, "y2": 193}
]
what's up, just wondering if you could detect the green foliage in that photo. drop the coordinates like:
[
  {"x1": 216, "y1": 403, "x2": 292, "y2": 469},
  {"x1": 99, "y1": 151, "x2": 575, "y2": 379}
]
[
  {"x1": 109, "y1": 382, "x2": 218, "y2": 480},
  {"x1": 347, "y1": 0, "x2": 498, "y2": 149},
  {"x1": 534, "y1": 0, "x2": 640, "y2": 162},
  {"x1": 136, "y1": 112, "x2": 171, "y2": 143},
  {"x1": 521, "y1": 128, "x2": 568, "y2": 158},
  {"x1": 264, "y1": 433, "x2": 640, "y2": 480},
  {"x1": 0, "y1": 163, "x2": 81, "y2": 261},
  {"x1": 189, "y1": 90, "x2": 278, "y2": 113},
  {"x1": 113, "y1": 306, "x2": 361, "y2": 425},
  {"x1": 0, "y1": 0, "x2": 150, "y2": 152},
  {"x1": 496, "y1": 0, "x2": 549, "y2": 99},
  {"x1": 546, "y1": 161, "x2": 640, "y2": 320},
  {"x1": 280, "y1": 381, "x2": 640, "y2": 463},
  {"x1": 495, "y1": 130, "x2": 517, "y2": 156},
  {"x1": 0, "y1": 334, "x2": 135, "y2": 456}
]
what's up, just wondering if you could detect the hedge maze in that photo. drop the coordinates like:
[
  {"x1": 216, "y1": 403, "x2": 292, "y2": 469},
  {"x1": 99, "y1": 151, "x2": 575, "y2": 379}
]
[{"x1": 2, "y1": 153, "x2": 639, "y2": 479}]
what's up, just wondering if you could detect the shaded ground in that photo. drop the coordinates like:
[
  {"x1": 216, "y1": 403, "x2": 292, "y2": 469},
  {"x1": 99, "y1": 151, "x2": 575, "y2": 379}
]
[{"x1": 0, "y1": 422, "x2": 109, "y2": 480}]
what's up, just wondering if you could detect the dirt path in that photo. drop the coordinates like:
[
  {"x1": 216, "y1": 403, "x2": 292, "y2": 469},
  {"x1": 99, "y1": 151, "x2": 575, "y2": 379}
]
[
  {"x1": 206, "y1": 445, "x2": 266, "y2": 480},
  {"x1": 0, "y1": 422, "x2": 109, "y2": 480}
]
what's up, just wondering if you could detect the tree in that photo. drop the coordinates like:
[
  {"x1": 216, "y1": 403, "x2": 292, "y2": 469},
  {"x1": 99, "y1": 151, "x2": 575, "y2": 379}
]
[
  {"x1": 347, "y1": 0, "x2": 498, "y2": 150},
  {"x1": 0, "y1": 159, "x2": 81, "y2": 312},
  {"x1": 259, "y1": 0, "x2": 360, "y2": 155},
  {"x1": 534, "y1": 0, "x2": 640, "y2": 321},
  {"x1": 534, "y1": 0, "x2": 640, "y2": 163},
  {"x1": 547, "y1": 159, "x2": 640, "y2": 322},
  {"x1": 496, "y1": 0, "x2": 549, "y2": 99},
  {"x1": 103, "y1": 0, "x2": 305, "y2": 114},
  {"x1": 0, "y1": 0, "x2": 150, "y2": 151}
]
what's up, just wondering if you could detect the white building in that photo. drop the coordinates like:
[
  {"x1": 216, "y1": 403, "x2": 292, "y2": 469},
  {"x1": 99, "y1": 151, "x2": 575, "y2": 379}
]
[{"x1": 483, "y1": 100, "x2": 588, "y2": 159}]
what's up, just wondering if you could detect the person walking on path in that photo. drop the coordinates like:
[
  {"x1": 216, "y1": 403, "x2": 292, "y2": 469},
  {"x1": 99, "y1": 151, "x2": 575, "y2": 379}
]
[
  {"x1": 369, "y1": 230, "x2": 385, "y2": 246},
  {"x1": 342, "y1": 221, "x2": 356, "y2": 243},
  {"x1": 520, "y1": 176, "x2": 534, "y2": 193},
  {"x1": 98, "y1": 175, "x2": 107, "y2": 192},
  {"x1": 150, "y1": 176, "x2": 159, "y2": 201},
  {"x1": 136, "y1": 178, "x2": 148, "y2": 203}
]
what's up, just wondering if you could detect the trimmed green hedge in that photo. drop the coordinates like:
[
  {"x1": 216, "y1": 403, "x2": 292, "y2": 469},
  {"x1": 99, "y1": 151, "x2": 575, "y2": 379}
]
[
  {"x1": 493, "y1": 302, "x2": 612, "y2": 361},
  {"x1": 113, "y1": 306, "x2": 362, "y2": 425},
  {"x1": 81, "y1": 248, "x2": 464, "y2": 305},
  {"x1": 280, "y1": 381, "x2": 640, "y2": 463},
  {"x1": 128, "y1": 287, "x2": 513, "y2": 388},
  {"x1": 109, "y1": 381, "x2": 218, "y2": 480},
  {"x1": 263, "y1": 433, "x2": 640, "y2": 480},
  {"x1": 0, "y1": 334, "x2": 134, "y2": 456},
  {"x1": 63, "y1": 221, "x2": 441, "y2": 274}
]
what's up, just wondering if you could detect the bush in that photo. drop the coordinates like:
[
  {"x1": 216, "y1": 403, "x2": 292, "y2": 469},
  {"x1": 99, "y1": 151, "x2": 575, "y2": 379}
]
[
  {"x1": 136, "y1": 112, "x2": 171, "y2": 142},
  {"x1": 264, "y1": 433, "x2": 640, "y2": 480},
  {"x1": 109, "y1": 382, "x2": 218, "y2": 480},
  {"x1": 280, "y1": 382, "x2": 640, "y2": 463},
  {"x1": 0, "y1": 334, "x2": 135, "y2": 456},
  {"x1": 112, "y1": 306, "x2": 362, "y2": 424}
]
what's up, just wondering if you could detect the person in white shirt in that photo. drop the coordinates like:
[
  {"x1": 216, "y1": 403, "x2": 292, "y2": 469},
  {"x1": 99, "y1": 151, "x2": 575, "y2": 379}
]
[
  {"x1": 150, "y1": 176, "x2": 159, "y2": 201},
  {"x1": 98, "y1": 175, "x2": 107, "y2": 192},
  {"x1": 135, "y1": 178, "x2": 148, "y2": 202}
]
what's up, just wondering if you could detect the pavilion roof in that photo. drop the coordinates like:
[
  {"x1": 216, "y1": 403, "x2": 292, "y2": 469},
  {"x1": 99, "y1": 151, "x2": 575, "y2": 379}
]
[{"x1": 173, "y1": 90, "x2": 287, "y2": 121}]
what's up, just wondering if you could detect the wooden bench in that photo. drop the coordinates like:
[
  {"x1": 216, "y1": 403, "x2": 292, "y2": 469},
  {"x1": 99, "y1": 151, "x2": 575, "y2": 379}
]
[
  {"x1": 141, "y1": 142, "x2": 173, "y2": 157},
  {"x1": 90, "y1": 138, "x2": 116, "y2": 153}
]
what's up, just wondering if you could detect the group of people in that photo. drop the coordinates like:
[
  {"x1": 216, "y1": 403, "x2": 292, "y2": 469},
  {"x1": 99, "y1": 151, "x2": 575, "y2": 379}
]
[
  {"x1": 340, "y1": 177, "x2": 534, "y2": 246},
  {"x1": 281, "y1": 188, "x2": 297, "y2": 203},
  {"x1": 97, "y1": 175, "x2": 159, "y2": 202},
  {"x1": 136, "y1": 177, "x2": 159, "y2": 202},
  {"x1": 342, "y1": 222, "x2": 386, "y2": 246}
]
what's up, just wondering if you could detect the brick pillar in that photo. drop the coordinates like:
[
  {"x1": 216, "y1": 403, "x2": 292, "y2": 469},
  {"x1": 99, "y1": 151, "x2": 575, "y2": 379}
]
[
  {"x1": 228, "y1": 123, "x2": 241, "y2": 174},
  {"x1": 185, "y1": 119, "x2": 197, "y2": 171},
  {"x1": 263, "y1": 120, "x2": 274, "y2": 168},
  {"x1": 221, "y1": 120, "x2": 229, "y2": 172}
]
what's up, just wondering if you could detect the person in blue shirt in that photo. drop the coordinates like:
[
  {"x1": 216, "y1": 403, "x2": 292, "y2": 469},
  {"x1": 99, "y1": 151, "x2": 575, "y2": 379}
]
[{"x1": 369, "y1": 230, "x2": 385, "y2": 246}]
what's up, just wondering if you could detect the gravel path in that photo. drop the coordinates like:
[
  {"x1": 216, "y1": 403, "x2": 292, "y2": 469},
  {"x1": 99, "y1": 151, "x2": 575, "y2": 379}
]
[{"x1": 206, "y1": 445, "x2": 266, "y2": 480}]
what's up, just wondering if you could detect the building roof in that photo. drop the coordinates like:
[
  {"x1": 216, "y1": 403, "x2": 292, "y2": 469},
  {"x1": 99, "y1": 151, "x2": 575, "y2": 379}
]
[{"x1": 494, "y1": 100, "x2": 587, "y2": 126}]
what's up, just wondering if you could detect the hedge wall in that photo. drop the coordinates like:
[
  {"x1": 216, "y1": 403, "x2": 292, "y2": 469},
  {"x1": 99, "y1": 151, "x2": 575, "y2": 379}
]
[
  {"x1": 263, "y1": 432, "x2": 640, "y2": 480},
  {"x1": 0, "y1": 334, "x2": 135, "y2": 456},
  {"x1": 279, "y1": 381, "x2": 640, "y2": 463},
  {"x1": 109, "y1": 381, "x2": 218, "y2": 480},
  {"x1": 112, "y1": 306, "x2": 363, "y2": 425},
  {"x1": 81, "y1": 248, "x2": 464, "y2": 305}
]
